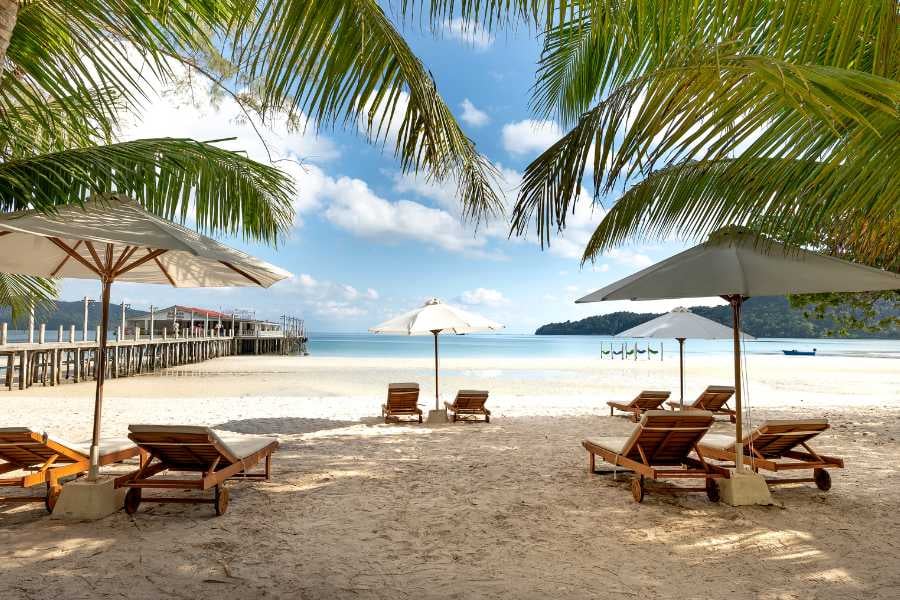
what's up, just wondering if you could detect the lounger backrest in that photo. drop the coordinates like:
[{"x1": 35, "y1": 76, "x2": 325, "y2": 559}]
[
  {"x1": 387, "y1": 383, "x2": 420, "y2": 411},
  {"x1": 0, "y1": 428, "x2": 85, "y2": 466},
  {"x1": 128, "y1": 425, "x2": 239, "y2": 468},
  {"x1": 748, "y1": 419, "x2": 829, "y2": 457},
  {"x1": 620, "y1": 411, "x2": 714, "y2": 464},
  {"x1": 631, "y1": 390, "x2": 670, "y2": 410},
  {"x1": 453, "y1": 390, "x2": 488, "y2": 410},
  {"x1": 692, "y1": 385, "x2": 735, "y2": 410}
]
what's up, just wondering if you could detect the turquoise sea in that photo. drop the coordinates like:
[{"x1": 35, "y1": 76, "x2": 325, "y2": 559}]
[
  {"x1": 308, "y1": 332, "x2": 900, "y2": 359},
  {"x1": 4, "y1": 329, "x2": 898, "y2": 359}
]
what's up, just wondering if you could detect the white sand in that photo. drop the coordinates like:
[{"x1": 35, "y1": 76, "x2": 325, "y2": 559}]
[{"x1": 1, "y1": 354, "x2": 899, "y2": 599}]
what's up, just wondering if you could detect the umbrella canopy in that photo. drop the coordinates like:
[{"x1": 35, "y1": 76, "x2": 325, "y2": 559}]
[
  {"x1": 577, "y1": 230, "x2": 899, "y2": 302},
  {"x1": 0, "y1": 197, "x2": 290, "y2": 287},
  {"x1": 0, "y1": 196, "x2": 291, "y2": 478},
  {"x1": 578, "y1": 229, "x2": 899, "y2": 469},
  {"x1": 616, "y1": 307, "x2": 753, "y2": 406},
  {"x1": 371, "y1": 298, "x2": 504, "y2": 335},
  {"x1": 370, "y1": 298, "x2": 504, "y2": 411}
]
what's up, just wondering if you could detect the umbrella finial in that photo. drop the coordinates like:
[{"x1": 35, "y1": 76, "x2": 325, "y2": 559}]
[{"x1": 424, "y1": 297, "x2": 442, "y2": 306}]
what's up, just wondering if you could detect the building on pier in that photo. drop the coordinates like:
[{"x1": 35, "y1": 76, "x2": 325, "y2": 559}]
[{"x1": 125, "y1": 305, "x2": 232, "y2": 337}]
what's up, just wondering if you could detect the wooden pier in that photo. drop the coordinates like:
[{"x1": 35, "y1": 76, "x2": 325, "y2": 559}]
[{"x1": 1, "y1": 332, "x2": 237, "y2": 391}]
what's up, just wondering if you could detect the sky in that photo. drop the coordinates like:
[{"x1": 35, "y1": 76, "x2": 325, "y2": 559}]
[{"x1": 58, "y1": 15, "x2": 725, "y2": 333}]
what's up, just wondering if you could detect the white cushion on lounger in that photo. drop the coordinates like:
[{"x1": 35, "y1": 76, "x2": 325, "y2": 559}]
[
  {"x1": 698, "y1": 433, "x2": 735, "y2": 451},
  {"x1": 215, "y1": 431, "x2": 276, "y2": 459},
  {"x1": 0, "y1": 426, "x2": 90, "y2": 456},
  {"x1": 88, "y1": 438, "x2": 137, "y2": 456},
  {"x1": 757, "y1": 419, "x2": 828, "y2": 429},
  {"x1": 128, "y1": 424, "x2": 275, "y2": 460},
  {"x1": 586, "y1": 436, "x2": 631, "y2": 454}
]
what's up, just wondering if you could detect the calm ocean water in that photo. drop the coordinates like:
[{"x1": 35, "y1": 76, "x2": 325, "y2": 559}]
[
  {"x1": 4, "y1": 330, "x2": 898, "y2": 359},
  {"x1": 308, "y1": 333, "x2": 900, "y2": 359}
]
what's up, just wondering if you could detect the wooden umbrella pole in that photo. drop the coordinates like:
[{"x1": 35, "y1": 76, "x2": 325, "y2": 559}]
[
  {"x1": 677, "y1": 338, "x2": 685, "y2": 408},
  {"x1": 89, "y1": 276, "x2": 112, "y2": 480},
  {"x1": 728, "y1": 295, "x2": 745, "y2": 471},
  {"x1": 432, "y1": 330, "x2": 440, "y2": 410}
]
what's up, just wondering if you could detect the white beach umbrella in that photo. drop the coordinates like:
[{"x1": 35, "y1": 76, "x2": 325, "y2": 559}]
[
  {"x1": 616, "y1": 307, "x2": 753, "y2": 407},
  {"x1": 0, "y1": 196, "x2": 291, "y2": 478},
  {"x1": 370, "y1": 298, "x2": 504, "y2": 410},
  {"x1": 578, "y1": 229, "x2": 900, "y2": 469}
]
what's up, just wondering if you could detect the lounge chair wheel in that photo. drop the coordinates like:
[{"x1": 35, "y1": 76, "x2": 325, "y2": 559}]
[
  {"x1": 705, "y1": 478, "x2": 720, "y2": 502},
  {"x1": 124, "y1": 488, "x2": 142, "y2": 514},
  {"x1": 214, "y1": 486, "x2": 229, "y2": 516},
  {"x1": 814, "y1": 468, "x2": 832, "y2": 491},
  {"x1": 631, "y1": 476, "x2": 645, "y2": 503},
  {"x1": 45, "y1": 485, "x2": 61, "y2": 513}
]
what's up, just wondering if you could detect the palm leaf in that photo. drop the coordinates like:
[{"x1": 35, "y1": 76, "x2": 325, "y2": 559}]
[
  {"x1": 1, "y1": 1, "x2": 235, "y2": 149},
  {"x1": 532, "y1": 0, "x2": 899, "y2": 125},
  {"x1": 232, "y1": 0, "x2": 504, "y2": 222},
  {"x1": 0, "y1": 273, "x2": 58, "y2": 323},
  {"x1": 580, "y1": 158, "x2": 899, "y2": 265},
  {"x1": 0, "y1": 137, "x2": 295, "y2": 243},
  {"x1": 514, "y1": 50, "x2": 900, "y2": 249}
]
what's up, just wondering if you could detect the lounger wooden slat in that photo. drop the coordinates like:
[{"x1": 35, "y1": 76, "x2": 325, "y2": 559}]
[
  {"x1": 120, "y1": 425, "x2": 278, "y2": 516},
  {"x1": 607, "y1": 390, "x2": 671, "y2": 422},
  {"x1": 0, "y1": 428, "x2": 141, "y2": 512},
  {"x1": 583, "y1": 411, "x2": 728, "y2": 503},
  {"x1": 698, "y1": 419, "x2": 843, "y2": 491},
  {"x1": 667, "y1": 385, "x2": 736, "y2": 422},
  {"x1": 445, "y1": 390, "x2": 490, "y2": 422},
  {"x1": 382, "y1": 383, "x2": 423, "y2": 423}
]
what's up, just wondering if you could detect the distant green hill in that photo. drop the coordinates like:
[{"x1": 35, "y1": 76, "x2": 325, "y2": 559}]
[
  {"x1": 0, "y1": 299, "x2": 148, "y2": 330},
  {"x1": 535, "y1": 296, "x2": 900, "y2": 339}
]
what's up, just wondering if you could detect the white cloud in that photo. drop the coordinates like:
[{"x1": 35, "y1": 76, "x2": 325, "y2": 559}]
[
  {"x1": 357, "y1": 91, "x2": 409, "y2": 147},
  {"x1": 459, "y1": 98, "x2": 489, "y2": 127},
  {"x1": 119, "y1": 60, "x2": 339, "y2": 228},
  {"x1": 604, "y1": 248, "x2": 653, "y2": 269},
  {"x1": 443, "y1": 18, "x2": 494, "y2": 50},
  {"x1": 275, "y1": 274, "x2": 379, "y2": 319},
  {"x1": 501, "y1": 119, "x2": 563, "y2": 156},
  {"x1": 323, "y1": 176, "x2": 492, "y2": 256},
  {"x1": 390, "y1": 171, "x2": 458, "y2": 212},
  {"x1": 458, "y1": 288, "x2": 509, "y2": 307}
]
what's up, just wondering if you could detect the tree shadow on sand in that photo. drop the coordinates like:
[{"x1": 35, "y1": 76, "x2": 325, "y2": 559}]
[{"x1": 214, "y1": 417, "x2": 357, "y2": 436}]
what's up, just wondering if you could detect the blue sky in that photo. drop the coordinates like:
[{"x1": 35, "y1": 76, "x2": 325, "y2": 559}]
[{"x1": 58, "y1": 17, "x2": 723, "y2": 333}]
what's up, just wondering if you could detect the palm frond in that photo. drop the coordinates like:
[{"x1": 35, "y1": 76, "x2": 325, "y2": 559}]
[
  {"x1": 514, "y1": 51, "x2": 900, "y2": 247},
  {"x1": 1, "y1": 1, "x2": 235, "y2": 147},
  {"x1": 532, "y1": 0, "x2": 899, "y2": 125},
  {"x1": 579, "y1": 158, "x2": 900, "y2": 266},
  {"x1": 0, "y1": 273, "x2": 58, "y2": 323},
  {"x1": 0, "y1": 87, "x2": 125, "y2": 158},
  {"x1": 0, "y1": 137, "x2": 295, "y2": 243},
  {"x1": 233, "y1": 0, "x2": 504, "y2": 222}
]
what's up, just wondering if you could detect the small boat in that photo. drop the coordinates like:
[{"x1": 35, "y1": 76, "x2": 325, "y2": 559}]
[{"x1": 782, "y1": 349, "x2": 816, "y2": 356}]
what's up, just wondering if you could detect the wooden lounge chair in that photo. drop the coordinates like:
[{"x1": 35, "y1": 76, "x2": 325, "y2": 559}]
[
  {"x1": 0, "y1": 427, "x2": 140, "y2": 512},
  {"x1": 607, "y1": 390, "x2": 671, "y2": 422},
  {"x1": 582, "y1": 411, "x2": 728, "y2": 503},
  {"x1": 120, "y1": 425, "x2": 278, "y2": 516},
  {"x1": 445, "y1": 390, "x2": 490, "y2": 422},
  {"x1": 382, "y1": 383, "x2": 422, "y2": 423},
  {"x1": 698, "y1": 419, "x2": 843, "y2": 491},
  {"x1": 667, "y1": 385, "x2": 736, "y2": 422}
]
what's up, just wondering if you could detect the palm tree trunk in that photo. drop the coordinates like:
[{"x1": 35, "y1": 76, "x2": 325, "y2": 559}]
[{"x1": 0, "y1": 0, "x2": 17, "y2": 68}]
